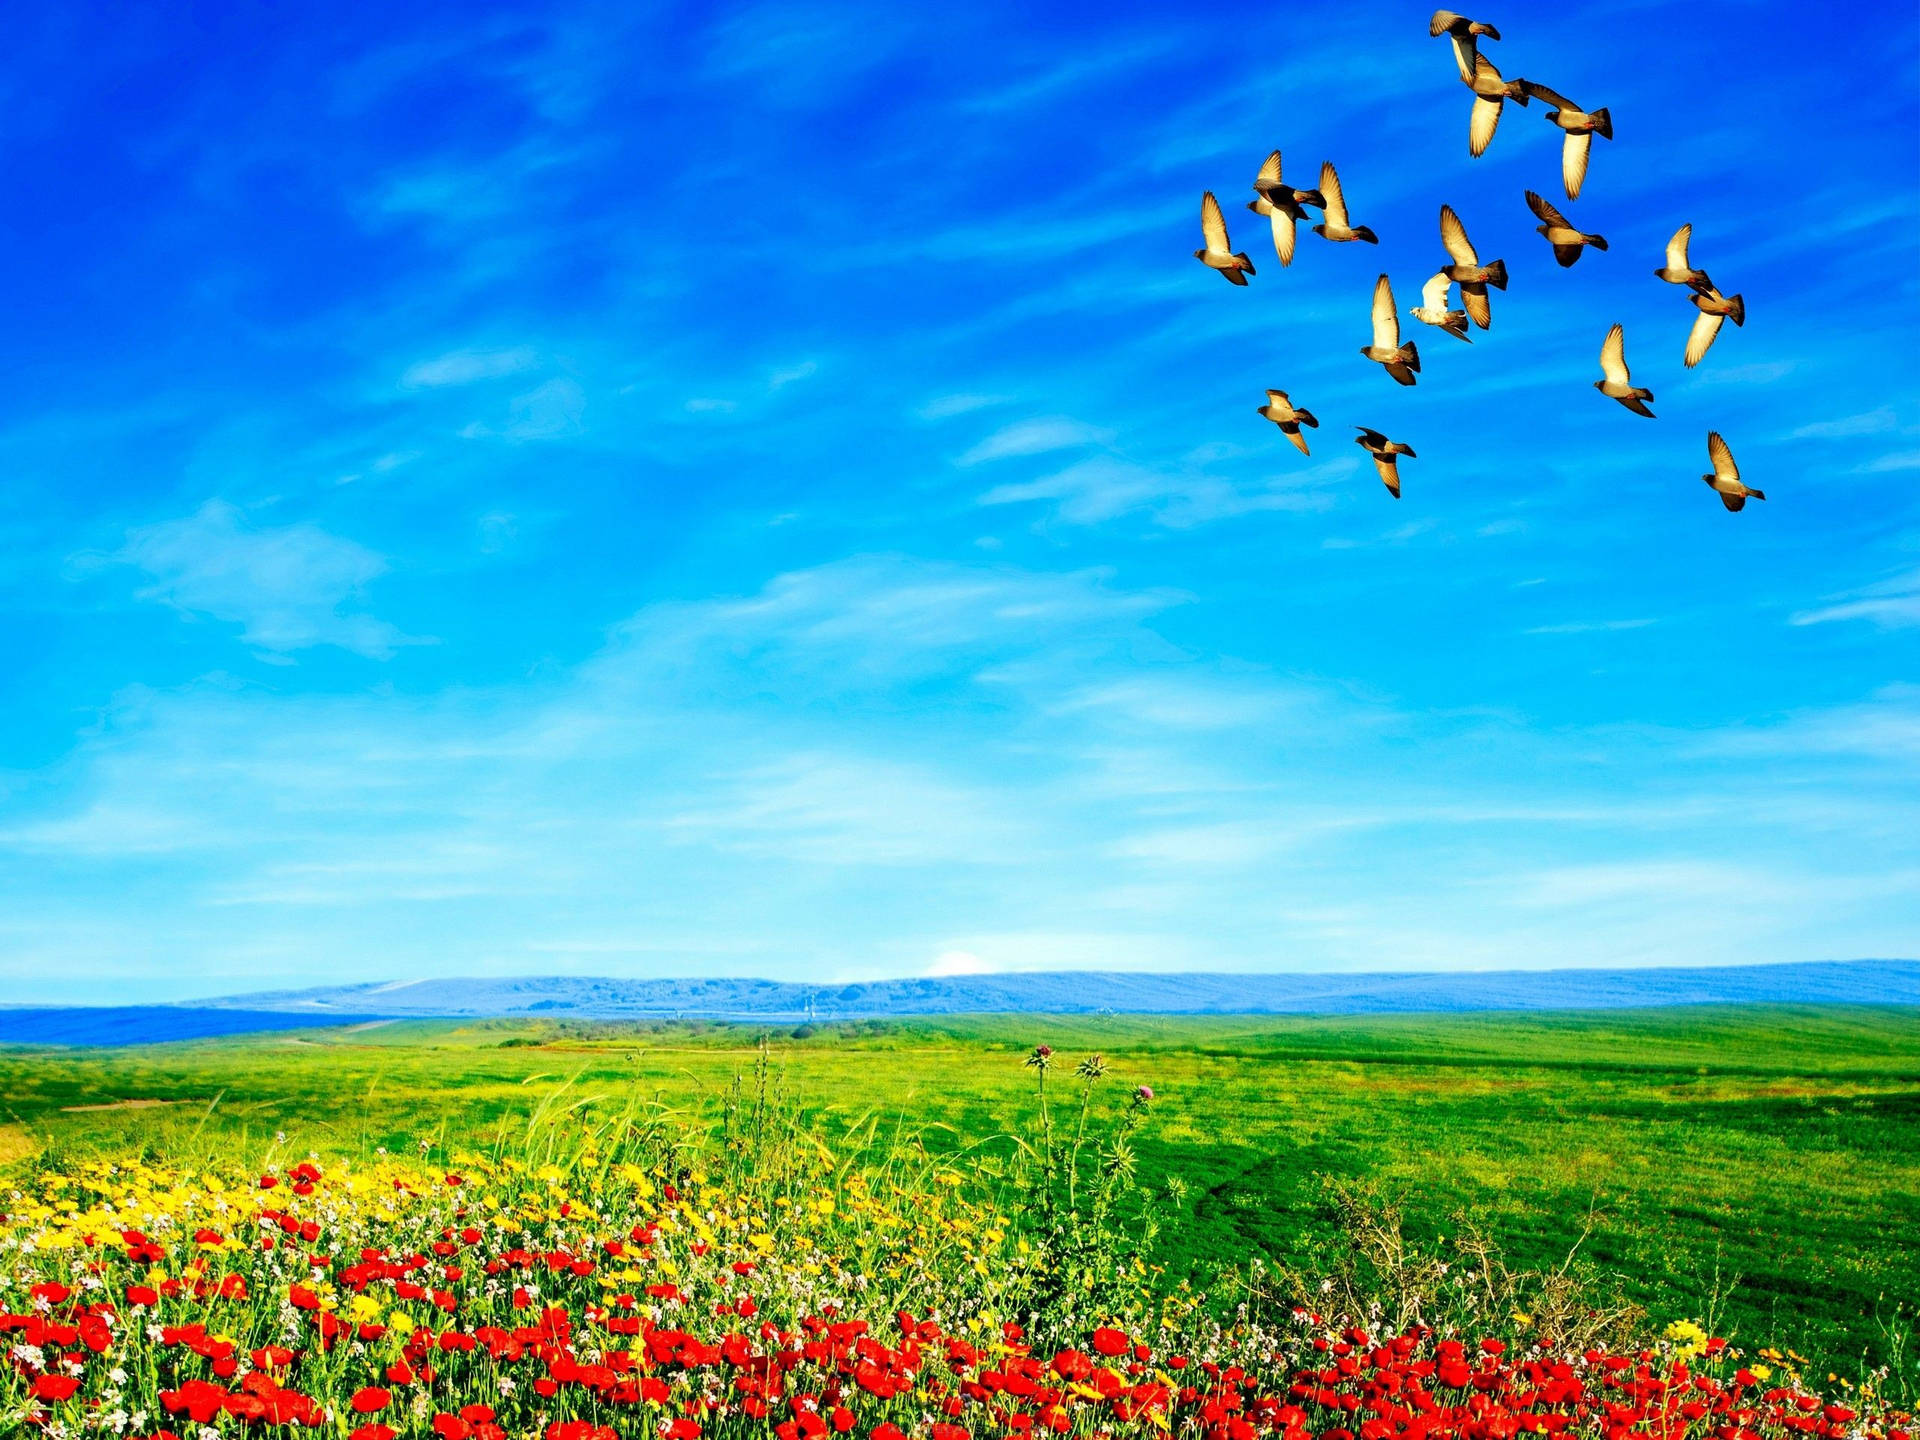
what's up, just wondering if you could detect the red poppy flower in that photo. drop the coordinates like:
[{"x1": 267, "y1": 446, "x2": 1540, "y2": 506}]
[{"x1": 351, "y1": 1386, "x2": 393, "y2": 1414}]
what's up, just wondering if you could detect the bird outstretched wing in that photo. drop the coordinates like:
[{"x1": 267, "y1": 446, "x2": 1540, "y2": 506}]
[
  {"x1": 1468, "y1": 95, "x2": 1503, "y2": 156},
  {"x1": 1201, "y1": 191, "x2": 1230, "y2": 254},
  {"x1": 1599, "y1": 324, "x2": 1631, "y2": 385},
  {"x1": 1525, "y1": 189, "x2": 1569, "y2": 228},
  {"x1": 1666, "y1": 224, "x2": 1692, "y2": 273},
  {"x1": 1269, "y1": 208, "x2": 1296, "y2": 266},
  {"x1": 1707, "y1": 431, "x2": 1739, "y2": 484},
  {"x1": 1683, "y1": 310, "x2": 1724, "y2": 368},
  {"x1": 1523, "y1": 79, "x2": 1576, "y2": 110},
  {"x1": 1371, "y1": 274, "x2": 1399, "y2": 351},
  {"x1": 1439, "y1": 205, "x2": 1478, "y2": 265},
  {"x1": 1563, "y1": 131, "x2": 1592, "y2": 199},
  {"x1": 1320, "y1": 163, "x2": 1349, "y2": 228}
]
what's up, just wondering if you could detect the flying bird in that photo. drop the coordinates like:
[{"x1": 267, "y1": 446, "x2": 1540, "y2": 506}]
[
  {"x1": 1410, "y1": 272, "x2": 1472, "y2": 342},
  {"x1": 1195, "y1": 191, "x2": 1256, "y2": 284},
  {"x1": 1684, "y1": 286, "x2": 1747, "y2": 368},
  {"x1": 1466, "y1": 54, "x2": 1530, "y2": 157},
  {"x1": 1654, "y1": 223, "x2": 1715, "y2": 292},
  {"x1": 1257, "y1": 389, "x2": 1320, "y2": 454},
  {"x1": 1438, "y1": 204, "x2": 1507, "y2": 329},
  {"x1": 1312, "y1": 163, "x2": 1378, "y2": 244},
  {"x1": 1355, "y1": 426, "x2": 1417, "y2": 498},
  {"x1": 1702, "y1": 431, "x2": 1765, "y2": 511},
  {"x1": 1595, "y1": 324, "x2": 1655, "y2": 417},
  {"x1": 1430, "y1": 10, "x2": 1501, "y2": 84},
  {"x1": 1361, "y1": 274, "x2": 1421, "y2": 385},
  {"x1": 1526, "y1": 190, "x2": 1608, "y2": 267},
  {"x1": 1522, "y1": 81, "x2": 1612, "y2": 199},
  {"x1": 1247, "y1": 150, "x2": 1325, "y2": 266}
]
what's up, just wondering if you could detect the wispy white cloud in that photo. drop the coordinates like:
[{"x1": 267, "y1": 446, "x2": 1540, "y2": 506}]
[
  {"x1": 400, "y1": 347, "x2": 539, "y2": 388},
  {"x1": 1525, "y1": 619, "x2": 1658, "y2": 635},
  {"x1": 462, "y1": 378, "x2": 589, "y2": 439},
  {"x1": 1791, "y1": 569, "x2": 1920, "y2": 630},
  {"x1": 769, "y1": 360, "x2": 818, "y2": 388},
  {"x1": 920, "y1": 393, "x2": 1010, "y2": 421},
  {"x1": 506, "y1": 378, "x2": 586, "y2": 438},
  {"x1": 981, "y1": 455, "x2": 1337, "y2": 527},
  {"x1": 956, "y1": 417, "x2": 1111, "y2": 466},
  {"x1": 1859, "y1": 450, "x2": 1920, "y2": 474},
  {"x1": 106, "y1": 501, "x2": 422, "y2": 659},
  {"x1": 1790, "y1": 408, "x2": 1899, "y2": 440}
]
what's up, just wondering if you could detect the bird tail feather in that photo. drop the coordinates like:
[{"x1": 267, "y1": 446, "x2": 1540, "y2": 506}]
[
  {"x1": 1728, "y1": 294, "x2": 1746, "y2": 326},
  {"x1": 1295, "y1": 189, "x2": 1325, "y2": 208},
  {"x1": 1400, "y1": 341, "x2": 1420, "y2": 371},
  {"x1": 1236, "y1": 253, "x2": 1255, "y2": 274},
  {"x1": 1297, "y1": 409, "x2": 1319, "y2": 428},
  {"x1": 1587, "y1": 233, "x2": 1609, "y2": 251},
  {"x1": 1354, "y1": 225, "x2": 1379, "y2": 244},
  {"x1": 1748, "y1": 488, "x2": 1766, "y2": 501},
  {"x1": 1485, "y1": 258, "x2": 1508, "y2": 290},
  {"x1": 1591, "y1": 107, "x2": 1613, "y2": 139}
]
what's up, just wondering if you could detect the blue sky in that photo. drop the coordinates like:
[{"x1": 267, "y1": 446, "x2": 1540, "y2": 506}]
[{"x1": 1, "y1": 1, "x2": 1916, "y2": 1003}]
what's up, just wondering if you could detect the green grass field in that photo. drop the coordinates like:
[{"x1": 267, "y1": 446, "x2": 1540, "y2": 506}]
[{"x1": 4, "y1": 1004, "x2": 1917, "y2": 1379}]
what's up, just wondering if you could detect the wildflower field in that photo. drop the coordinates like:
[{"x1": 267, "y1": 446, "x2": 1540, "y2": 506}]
[{"x1": 2, "y1": 1007, "x2": 1915, "y2": 1439}]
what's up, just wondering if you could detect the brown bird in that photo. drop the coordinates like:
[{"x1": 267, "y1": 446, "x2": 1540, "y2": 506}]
[
  {"x1": 1410, "y1": 271, "x2": 1472, "y2": 342},
  {"x1": 1355, "y1": 426, "x2": 1417, "y2": 498},
  {"x1": 1360, "y1": 274, "x2": 1420, "y2": 385},
  {"x1": 1439, "y1": 204, "x2": 1507, "y2": 329},
  {"x1": 1684, "y1": 286, "x2": 1747, "y2": 368},
  {"x1": 1654, "y1": 223, "x2": 1715, "y2": 292},
  {"x1": 1312, "y1": 163, "x2": 1378, "y2": 244},
  {"x1": 1430, "y1": 10, "x2": 1501, "y2": 84},
  {"x1": 1257, "y1": 389, "x2": 1320, "y2": 454},
  {"x1": 1522, "y1": 81, "x2": 1612, "y2": 199},
  {"x1": 1195, "y1": 191, "x2": 1256, "y2": 285},
  {"x1": 1246, "y1": 150, "x2": 1325, "y2": 266},
  {"x1": 1526, "y1": 190, "x2": 1608, "y2": 267},
  {"x1": 1702, "y1": 431, "x2": 1765, "y2": 511},
  {"x1": 1595, "y1": 324, "x2": 1654, "y2": 417},
  {"x1": 1466, "y1": 53, "x2": 1530, "y2": 157}
]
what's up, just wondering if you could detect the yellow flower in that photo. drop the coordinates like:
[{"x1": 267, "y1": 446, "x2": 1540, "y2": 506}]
[{"x1": 1663, "y1": 1320, "x2": 1708, "y2": 1359}]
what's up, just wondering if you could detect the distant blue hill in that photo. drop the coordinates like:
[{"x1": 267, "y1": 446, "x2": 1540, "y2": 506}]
[
  {"x1": 194, "y1": 959, "x2": 1920, "y2": 1022},
  {"x1": 0, "y1": 1007, "x2": 393, "y2": 1048},
  {"x1": 6, "y1": 963, "x2": 1911, "y2": 1047}
]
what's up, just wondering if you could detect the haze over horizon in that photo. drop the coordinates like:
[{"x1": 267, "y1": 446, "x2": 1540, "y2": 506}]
[{"x1": 1, "y1": 2, "x2": 1916, "y2": 1004}]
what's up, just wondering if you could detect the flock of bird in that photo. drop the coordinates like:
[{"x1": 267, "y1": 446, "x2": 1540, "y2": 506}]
[{"x1": 1196, "y1": 10, "x2": 1765, "y2": 511}]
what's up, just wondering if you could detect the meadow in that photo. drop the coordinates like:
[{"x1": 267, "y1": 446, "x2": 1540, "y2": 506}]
[{"x1": 5, "y1": 1002, "x2": 1917, "y2": 1393}]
